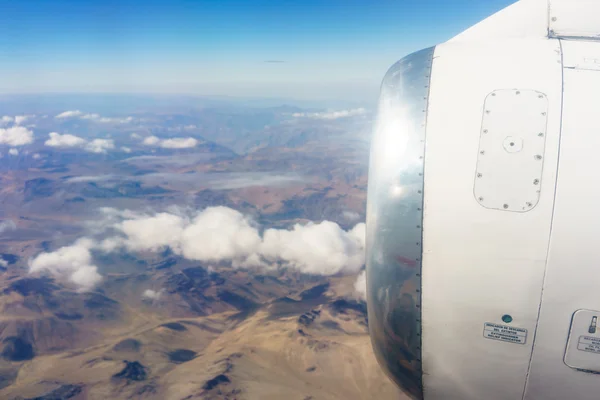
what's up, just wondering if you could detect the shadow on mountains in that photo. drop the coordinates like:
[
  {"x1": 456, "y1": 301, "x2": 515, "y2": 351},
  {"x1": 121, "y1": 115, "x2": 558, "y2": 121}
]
[{"x1": 268, "y1": 283, "x2": 330, "y2": 319}]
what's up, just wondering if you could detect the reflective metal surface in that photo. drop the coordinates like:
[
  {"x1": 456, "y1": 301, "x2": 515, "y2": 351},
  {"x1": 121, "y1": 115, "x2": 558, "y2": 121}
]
[{"x1": 366, "y1": 46, "x2": 434, "y2": 400}]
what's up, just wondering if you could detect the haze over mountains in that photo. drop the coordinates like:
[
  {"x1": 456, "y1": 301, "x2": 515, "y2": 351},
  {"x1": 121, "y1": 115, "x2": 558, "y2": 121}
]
[{"x1": 0, "y1": 94, "x2": 401, "y2": 400}]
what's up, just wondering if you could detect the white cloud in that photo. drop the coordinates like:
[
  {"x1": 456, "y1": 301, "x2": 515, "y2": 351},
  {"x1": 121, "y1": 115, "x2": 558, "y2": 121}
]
[
  {"x1": 130, "y1": 133, "x2": 142, "y2": 140},
  {"x1": 342, "y1": 211, "x2": 360, "y2": 222},
  {"x1": 14, "y1": 115, "x2": 30, "y2": 125},
  {"x1": 55, "y1": 110, "x2": 83, "y2": 119},
  {"x1": 0, "y1": 220, "x2": 16, "y2": 233},
  {"x1": 85, "y1": 138, "x2": 115, "y2": 154},
  {"x1": 9, "y1": 148, "x2": 18, "y2": 156},
  {"x1": 32, "y1": 153, "x2": 41, "y2": 159},
  {"x1": 100, "y1": 206, "x2": 365, "y2": 276},
  {"x1": 260, "y1": 221, "x2": 365, "y2": 275},
  {"x1": 142, "y1": 289, "x2": 163, "y2": 301},
  {"x1": 55, "y1": 110, "x2": 132, "y2": 124},
  {"x1": 28, "y1": 238, "x2": 102, "y2": 291},
  {"x1": 142, "y1": 136, "x2": 160, "y2": 146},
  {"x1": 160, "y1": 137, "x2": 198, "y2": 149},
  {"x1": 142, "y1": 135, "x2": 198, "y2": 149},
  {"x1": 1, "y1": 116, "x2": 14, "y2": 125},
  {"x1": 0, "y1": 258, "x2": 7, "y2": 268},
  {"x1": 354, "y1": 270, "x2": 367, "y2": 301},
  {"x1": 121, "y1": 146, "x2": 132, "y2": 153},
  {"x1": 180, "y1": 207, "x2": 261, "y2": 264},
  {"x1": 292, "y1": 108, "x2": 367, "y2": 120},
  {"x1": 0, "y1": 126, "x2": 34, "y2": 146},
  {"x1": 45, "y1": 132, "x2": 86, "y2": 148}
]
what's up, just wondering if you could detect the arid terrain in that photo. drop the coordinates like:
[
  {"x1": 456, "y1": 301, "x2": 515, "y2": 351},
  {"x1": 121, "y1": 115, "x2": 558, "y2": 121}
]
[{"x1": 0, "y1": 95, "x2": 402, "y2": 400}]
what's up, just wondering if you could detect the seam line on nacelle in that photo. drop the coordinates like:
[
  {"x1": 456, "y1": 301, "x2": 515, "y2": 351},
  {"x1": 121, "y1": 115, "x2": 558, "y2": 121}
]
[{"x1": 521, "y1": 37, "x2": 565, "y2": 400}]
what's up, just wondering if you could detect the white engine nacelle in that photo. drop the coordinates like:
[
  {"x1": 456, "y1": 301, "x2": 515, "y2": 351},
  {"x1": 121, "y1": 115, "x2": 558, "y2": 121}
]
[{"x1": 366, "y1": 1, "x2": 600, "y2": 399}]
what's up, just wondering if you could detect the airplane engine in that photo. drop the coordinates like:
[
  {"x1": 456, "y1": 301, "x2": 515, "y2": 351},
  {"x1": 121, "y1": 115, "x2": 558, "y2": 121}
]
[{"x1": 365, "y1": 1, "x2": 600, "y2": 399}]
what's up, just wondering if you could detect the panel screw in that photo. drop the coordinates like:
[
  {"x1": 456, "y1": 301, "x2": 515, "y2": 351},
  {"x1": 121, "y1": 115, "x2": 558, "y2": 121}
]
[
  {"x1": 538, "y1": 95, "x2": 544, "y2": 98},
  {"x1": 535, "y1": 155, "x2": 543, "y2": 160},
  {"x1": 526, "y1": 202, "x2": 533, "y2": 207},
  {"x1": 541, "y1": 112, "x2": 547, "y2": 116},
  {"x1": 503, "y1": 204, "x2": 509, "y2": 209},
  {"x1": 480, "y1": 150, "x2": 485, "y2": 155},
  {"x1": 477, "y1": 173, "x2": 482, "y2": 178},
  {"x1": 534, "y1": 179, "x2": 540, "y2": 185},
  {"x1": 516, "y1": 91, "x2": 520, "y2": 95},
  {"x1": 538, "y1": 132, "x2": 544, "y2": 137},
  {"x1": 478, "y1": 197, "x2": 484, "y2": 201},
  {"x1": 486, "y1": 110, "x2": 491, "y2": 114},
  {"x1": 483, "y1": 129, "x2": 488, "y2": 133},
  {"x1": 552, "y1": 16, "x2": 557, "y2": 21}
]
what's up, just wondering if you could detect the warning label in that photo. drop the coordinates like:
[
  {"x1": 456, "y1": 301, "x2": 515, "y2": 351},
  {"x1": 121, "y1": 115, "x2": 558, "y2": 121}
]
[
  {"x1": 577, "y1": 336, "x2": 600, "y2": 354},
  {"x1": 483, "y1": 323, "x2": 527, "y2": 345}
]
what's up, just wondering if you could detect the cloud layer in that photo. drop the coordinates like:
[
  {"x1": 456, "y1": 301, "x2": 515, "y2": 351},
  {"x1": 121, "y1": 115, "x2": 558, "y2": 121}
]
[
  {"x1": 55, "y1": 110, "x2": 133, "y2": 124},
  {"x1": 142, "y1": 135, "x2": 198, "y2": 149},
  {"x1": 29, "y1": 206, "x2": 366, "y2": 291},
  {"x1": 292, "y1": 108, "x2": 366, "y2": 120}
]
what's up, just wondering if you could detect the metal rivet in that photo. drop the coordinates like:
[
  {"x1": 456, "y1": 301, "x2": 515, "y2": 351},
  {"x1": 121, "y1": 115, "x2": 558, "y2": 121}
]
[
  {"x1": 541, "y1": 112, "x2": 547, "y2": 116},
  {"x1": 416, "y1": 225, "x2": 421, "y2": 228},
  {"x1": 486, "y1": 110, "x2": 491, "y2": 114},
  {"x1": 483, "y1": 129, "x2": 488, "y2": 133},
  {"x1": 526, "y1": 202, "x2": 533, "y2": 207},
  {"x1": 480, "y1": 150, "x2": 485, "y2": 155},
  {"x1": 551, "y1": 16, "x2": 557, "y2": 21},
  {"x1": 534, "y1": 179, "x2": 540, "y2": 185},
  {"x1": 417, "y1": 190, "x2": 422, "y2": 194},
  {"x1": 478, "y1": 197, "x2": 484, "y2": 201},
  {"x1": 491, "y1": 93, "x2": 496, "y2": 96},
  {"x1": 535, "y1": 155, "x2": 542, "y2": 160},
  {"x1": 538, "y1": 132, "x2": 544, "y2": 137},
  {"x1": 516, "y1": 91, "x2": 520, "y2": 95},
  {"x1": 477, "y1": 173, "x2": 482, "y2": 178},
  {"x1": 416, "y1": 242, "x2": 420, "y2": 246},
  {"x1": 503, "y1": 204, "x2": 509, "y2": 209},
  {"x1": 538, "y1": 95, "x2": 543, "y2": 98}
]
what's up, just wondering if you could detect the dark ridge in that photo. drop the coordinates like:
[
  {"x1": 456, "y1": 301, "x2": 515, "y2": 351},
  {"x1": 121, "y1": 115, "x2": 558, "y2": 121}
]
[
  {"x1": 26, "y1": 384, "x2": 83, "y2": 400},
  {"x1": 202, "y1": 374, "x2": 230, "y2": 391},
  {"x1": 168, "y1": 349, "x2": 197, "y2": 363},
  {"x1": 0, "y1": 368, "x2": 18, "y2": 390},
  {"x1": 155, "y1": 257, "x2": 177, "y2": 270},
  {"x1": 209, "y1": 271, "x2": 225, "y2": 285},
  {"x1": 166, "y1": 273, "x2": 193, "y2": 293},
  {"x1": 254, "y1": 274, "x2": 282, "y2": 285},
  {"x1": 297, "y1": 329, "x2": 307, "y2": 336},
  {"x1": 65, "y1": 196, "x2": 86, "y2": 203},
  {"x1": 1, "y1": 337, "x2": 35, "y2": 361},
  {"x1": 300, "y1": 283, "x2": 330, "y2": 300},
  {"x1": 182, "y1": 266, "x2": 208, "y2": 281},
  {"x1": 217, "y1": 290, "x2": 258, "y2": 311},
  {"x1": 84, "y1": 293, "x2": 118, "y2": 309},
  {"x1": 24, "y1": 178, "x2": 55, "y2": 200},
  {"x1": 160, "y1": 322, "x2": 187, "y2": 332},
  {"x1": 112, "y1": 361, "x2": 147, "y2": 382},
  {"x1": 306, "y1": 366, "x2": 316, "y2": 372},
  {"x1": 298, "y1": 312, "x2": 317, "y2": 327},
  {"x1": 5, "y1": 277, "x2": 58, "y2": 296},
  {"x1": 0, "y1": 253, "x2": 19, "y2": 265},
  {"x1": 179, "y1": 321, "x2": 222, "y2": 334},
  {"x1": 321, "y1": 320, "x2": 342, "y2": 331},
  {"x1": 113, "y1": 338, "x2": 142, "y2": 352},
  {"x1": 40, "y1": 241, "x2": 52, "y2": 252},
  {"x1": 54, "y1": 312, "x2": 83, "y2": 321},
  {"x1": 329, "y1": 299, "x2": 367, "y2": 315}
]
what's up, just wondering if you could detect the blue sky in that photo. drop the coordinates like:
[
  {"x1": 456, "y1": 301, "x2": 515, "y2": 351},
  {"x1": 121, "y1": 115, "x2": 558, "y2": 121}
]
[{"x1": 0, "y1": 0, "x2": 515, "y2": 101}]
